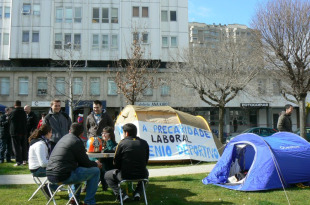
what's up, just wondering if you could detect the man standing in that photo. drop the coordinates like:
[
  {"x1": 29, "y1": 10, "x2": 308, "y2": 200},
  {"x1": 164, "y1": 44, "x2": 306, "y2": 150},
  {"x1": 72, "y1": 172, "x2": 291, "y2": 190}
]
[
  {"x1": 277, "y1": 104, "x2": 294, "y2": 132},
  {"x1": 24, "y1": 105, "x2": 38, "y2": 141},
  {"x1": 86, "y1": 100, "x2": 113, "y2": 138},
  {"x1": 46, "y1": 123, "x2": 101, "y2": 205},
  {"x1": 0, "y1": 107, "x2": 12, "y2": 163},
  {"x1": 104, "y1": 123, "x2": 149, "y2": 202},
  {"x1": 9, "y1": 100, "x2": 27, "y2": 166},
  {"x1": 43, "y1": 99, "x2": 71, "y2": 148}
]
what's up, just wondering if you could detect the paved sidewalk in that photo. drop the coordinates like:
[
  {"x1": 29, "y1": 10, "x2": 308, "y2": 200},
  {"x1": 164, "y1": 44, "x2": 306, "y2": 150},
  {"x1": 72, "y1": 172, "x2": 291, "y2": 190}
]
[{"x1": 0, "y1": 164, "x2": 215, "y2": 185}]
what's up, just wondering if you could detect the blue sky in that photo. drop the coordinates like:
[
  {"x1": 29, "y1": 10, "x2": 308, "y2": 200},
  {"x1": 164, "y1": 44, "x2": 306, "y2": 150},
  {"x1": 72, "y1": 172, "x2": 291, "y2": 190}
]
[{"x1": 188, "y1": 0, "x2": 264, "y2": 27}]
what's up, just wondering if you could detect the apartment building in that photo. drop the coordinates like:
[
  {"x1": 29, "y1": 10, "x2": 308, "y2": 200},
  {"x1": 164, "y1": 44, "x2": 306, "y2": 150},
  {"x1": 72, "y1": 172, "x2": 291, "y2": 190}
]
[{"x1": 0, "y1": 0, "x2": 188, "y2": 120}]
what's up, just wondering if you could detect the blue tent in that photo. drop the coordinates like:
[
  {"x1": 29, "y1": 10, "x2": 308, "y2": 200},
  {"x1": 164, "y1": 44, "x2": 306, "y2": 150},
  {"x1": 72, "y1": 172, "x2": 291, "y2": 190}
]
[
  {"x1": 0, "y1": 104, "x2": 6, "y2": 113},
  {"x1": 202, "y1": 132, "x2": 310, "y2": 191}
]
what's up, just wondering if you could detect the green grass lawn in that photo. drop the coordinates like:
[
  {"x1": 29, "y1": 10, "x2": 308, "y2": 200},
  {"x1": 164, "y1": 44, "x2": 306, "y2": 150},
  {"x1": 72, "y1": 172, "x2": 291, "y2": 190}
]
[{"x1": 1, "y1": 174, "x2": 309, "y2": 205}]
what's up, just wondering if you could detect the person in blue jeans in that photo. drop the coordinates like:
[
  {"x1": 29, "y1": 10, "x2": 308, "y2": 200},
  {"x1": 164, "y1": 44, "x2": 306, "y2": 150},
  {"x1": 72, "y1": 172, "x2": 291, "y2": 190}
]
[{"x1": 46, "y1": 123, "x2": 102, "y2": 205}]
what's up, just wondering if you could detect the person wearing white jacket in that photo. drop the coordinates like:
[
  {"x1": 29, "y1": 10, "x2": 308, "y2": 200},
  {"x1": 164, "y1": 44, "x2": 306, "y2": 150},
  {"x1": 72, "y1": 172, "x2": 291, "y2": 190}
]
[{"x1": 28, "y1": 124, "x2": 52, "y2": 177}]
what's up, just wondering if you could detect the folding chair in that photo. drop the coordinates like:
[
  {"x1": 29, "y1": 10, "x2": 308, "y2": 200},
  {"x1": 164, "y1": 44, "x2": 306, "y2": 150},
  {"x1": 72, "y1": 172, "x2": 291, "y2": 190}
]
[
  {"x1": 118, "y1": 179, "x2": 149, "y2": 205},
  {"x1": 46, "y1": 182, "x2": 83, "y2": 205},
  {"x1": 28, "y1": 176, "x2": 50, "y2": 201}
]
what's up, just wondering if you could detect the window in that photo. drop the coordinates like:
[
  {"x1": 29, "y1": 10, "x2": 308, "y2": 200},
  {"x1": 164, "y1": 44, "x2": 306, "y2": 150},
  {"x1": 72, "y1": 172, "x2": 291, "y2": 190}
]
[
  {"x1": 64, "y1": 34, "x2": 71, "y2": 49},
  {"x1": 162, "y1": 36, "x2": 168, "y2": 47},
  {"x1": 142, "y1": 33, "x2": 148, "y2": 44},
  {"x1": 161, "y1": 84, "x2": 170, "y2": 96},
  {"x1": 0, "y1": 7, "x2": 2, "y2": 18},
  {"x1": 102, "y1": 35, "x2": 109, "y2": 49},
  {"x1": 22, "y1": 4, "x2": 31, "y2": 15},
  {"x1": 5, "y1": 7, "x2": 10, "y2": 18},
  {"x1": 108, "y1": 78, "x2": 117, "y2": 95},
  {"x1": 133, "y1": 32, "x2": 139, "y2": 42},
  {"x1": 171, "y1": 36, "x2": 178, "y2": 47},
  {"x1": 22, "y1": 31, "x2": 30, "y2": 43},
  {"x1": 32, "y1": 31, "x2": 39, "y2": 42},
  {"x1": 142, "y1": 7, "x2": 148, "y2": 17},
  {"x1": 33, "y1": 4, "x2": 40, "y2": 16},
  {"x1": 273, "y1": 79, "x2": 281, "y2": 95},
  {"x1": 74, "y1": 34, "x2": 81, "y2": 50},
  {"x1": 92, "y1": 34, "x2": 99, "y2": 49},
  {"x1": 19, "y1": 77, "x2": 28, "y2": 95},
  {"x1": 161, "y1": 10, "x2": 168, "y2": 21},
  {"x1": 90, "y1": 77, "x2": 100, "y2": 96},
  {"x1": 92, "y1": 8, "x2": 99, "y2": 23},
  {"x1": 133, "y1": 6, "x2": 139, "y2": 17},
  {"x1": 170, "y1": 11, "x2": 177, "y2": 21},
  {"x1": 55, "y1": 77, "x2": 65, "y2": 95},
  {"x1": 257, "y1": 79, "x2": 266, "y2": 95},
  {"x1": 37, "y1": 77, "x2": 47, "y2": 95},
  {"x1": 111, "y1": 8, "x2": 118, "y2": 23},
  {"x1": 74, "y1": 7, "x2": 82, "y2": 23},
  {"x1": 102, "y1": 8, "x2": 109, "y2": 23},
  {"x1": 192, "y1": 29, "x2": 198, "y2": 34},
  {"x1": 0, "y1": 77, "x2": 9, "y2": 95},
  {"x1": 54, "y1": 33, "x2": 62, "y2": 49},
  {"x1": 56, "y1": 7, "x2": 63, "y2": 22},
  {"x1": 111, "y1": 35, "x2": 118, "y2": 48},
  {"x1": 3, "y1": 33, "x2": 9, "y2": 45},
  {"x1": 73, "y1": 77, "x2": 83, "y2": 95},
  {"x1": 65, "y1": 8, "x2": 73, "y2": 23},
  {"x1": 143, "y1": 85, "x2": 153, "y2": 96}
]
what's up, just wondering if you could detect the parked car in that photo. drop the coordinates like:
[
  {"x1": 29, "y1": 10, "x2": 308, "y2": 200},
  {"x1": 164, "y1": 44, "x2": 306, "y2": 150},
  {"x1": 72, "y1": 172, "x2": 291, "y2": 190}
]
[
  {"x1": 226, "y1": 127, "x2": 278, "y2": 143},
  {"x1": 294, "y1": 127, "x2": 310, "y2": 142}
]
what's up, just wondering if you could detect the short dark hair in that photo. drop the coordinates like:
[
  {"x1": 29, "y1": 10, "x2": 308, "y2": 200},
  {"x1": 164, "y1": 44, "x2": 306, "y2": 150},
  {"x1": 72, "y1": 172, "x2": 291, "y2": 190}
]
[
  {"x1": 15, "y1": 100, "x2": 21, "y2": 107},
  {"x1": 285, "y1": 104, "x2": 293, "y2": 110},
  {"x1": 123, "y1": 123, "x2": 137, "y2": 136},
  {"x1": 70, "y1": 123, "x2": 84, "y2": 137},
  {"x1": 93, "y1": 100, "x2": 102, "y2": 106},
  {"x1": 51, "y1": 99, "x2": 61, "y2": 106}
]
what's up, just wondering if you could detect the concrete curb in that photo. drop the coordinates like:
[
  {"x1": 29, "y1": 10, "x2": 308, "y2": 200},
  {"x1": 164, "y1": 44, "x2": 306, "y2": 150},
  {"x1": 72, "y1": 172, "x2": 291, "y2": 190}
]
[{"x1": 0, "y1": 164, "x2": 215, "y2": 185}]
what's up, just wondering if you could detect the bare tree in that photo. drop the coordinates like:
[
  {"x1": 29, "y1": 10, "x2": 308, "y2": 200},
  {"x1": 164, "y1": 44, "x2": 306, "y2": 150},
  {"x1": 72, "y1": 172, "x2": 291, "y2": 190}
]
[
  {"x1": 170, "y1": 35, "x2": 262, "y2": 143},
  {"x1": 252, "y1": 0, "x2": 310, "y2": 139},
  {"x1": 50, "y1": 43, "x2": 85, "y2": 120},
  {"x1": 114, "y1": 37, "x2": 159, "y2": 105}
]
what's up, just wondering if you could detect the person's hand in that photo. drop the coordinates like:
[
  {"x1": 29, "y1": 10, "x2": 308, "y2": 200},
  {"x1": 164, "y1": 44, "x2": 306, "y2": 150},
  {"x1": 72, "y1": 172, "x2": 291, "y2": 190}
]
[{"x1": 96, "y1": 160, "x2": 102, "y2": 169}]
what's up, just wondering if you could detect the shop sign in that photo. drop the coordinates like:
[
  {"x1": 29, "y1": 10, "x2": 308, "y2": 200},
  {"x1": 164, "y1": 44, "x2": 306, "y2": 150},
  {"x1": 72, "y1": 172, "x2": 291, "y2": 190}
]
[
  {"x1": 240, "y1": 103, "x2": 269, "y2": 108},
  {"x1": 32, "y1": 101, "x2": 51, "y2": 107},
  {"x1": 136, "y1": 102, "x2": 169, "y2": 106}
]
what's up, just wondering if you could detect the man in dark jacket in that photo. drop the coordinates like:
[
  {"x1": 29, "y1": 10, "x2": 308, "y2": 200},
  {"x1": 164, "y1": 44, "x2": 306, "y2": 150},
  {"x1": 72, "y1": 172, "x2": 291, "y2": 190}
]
[
  {"x1": 277, "y1": 104, "x2": 293, "y2": 132},
  {"x1": 9, "y1": 100, "x2": 27, "y2": 166},
  {"x1": 0, "y1": 107, "x2": 12, "y2": 163},
  {"x1": 24, "y1": 105, "x2": 38, "y2": 139},
  {"x1": 104, "y1": 123, "x2": 149, "y2": 202},
  {"x1": 46, "y1": 123, "x2": 101, "y2": 205},
  {"x1": 86, "y1": 100, "x2": 113, "y2": 138},
  {"x1": 43, "y1": 99, "x2": 71, "y2": 148}
]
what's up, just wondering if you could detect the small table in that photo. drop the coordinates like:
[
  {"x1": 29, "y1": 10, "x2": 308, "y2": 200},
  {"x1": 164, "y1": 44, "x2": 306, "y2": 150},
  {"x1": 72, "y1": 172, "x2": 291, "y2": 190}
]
[{"x1": 86, "y1": 152, "x2": 115, "y2": 158}]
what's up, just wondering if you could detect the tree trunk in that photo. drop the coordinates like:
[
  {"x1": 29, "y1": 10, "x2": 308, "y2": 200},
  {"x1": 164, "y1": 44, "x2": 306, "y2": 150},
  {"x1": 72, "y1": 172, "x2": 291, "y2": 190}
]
[
  {"x1": 299, "y1": 96, "x2": 306, "y2": 139},
  {"x1": 218, "y1": 106, "x2": 225, "y2": 144}
]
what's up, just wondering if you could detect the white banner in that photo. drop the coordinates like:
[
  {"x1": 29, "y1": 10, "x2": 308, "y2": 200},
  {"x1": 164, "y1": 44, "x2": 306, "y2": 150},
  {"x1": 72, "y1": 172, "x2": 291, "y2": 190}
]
[{"x1": 115, "y1": 121, "x2": 219, "y2": 162}]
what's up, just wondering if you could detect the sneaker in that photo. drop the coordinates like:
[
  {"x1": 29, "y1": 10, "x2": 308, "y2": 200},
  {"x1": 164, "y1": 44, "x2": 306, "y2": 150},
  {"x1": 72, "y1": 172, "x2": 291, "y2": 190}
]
[
  {"x1": 23, "y1": 161, "x2": 27, "y2": 165},
  {"x1": 134, "y1": 192, "x2": 141, "y2": 201},
  {"x1": 13, "y1": 163, "x2": 21, "y2": 167},
  {"x1": 116, "y1": 192, "x2": 130, "y2": 203}
]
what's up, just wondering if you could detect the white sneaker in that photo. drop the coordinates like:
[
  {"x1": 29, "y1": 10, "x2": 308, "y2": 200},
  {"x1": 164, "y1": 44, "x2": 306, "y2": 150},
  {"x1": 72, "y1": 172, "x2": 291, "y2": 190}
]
[{"x1": 134, "y1": 192, "x2": 140, "y2": 201}]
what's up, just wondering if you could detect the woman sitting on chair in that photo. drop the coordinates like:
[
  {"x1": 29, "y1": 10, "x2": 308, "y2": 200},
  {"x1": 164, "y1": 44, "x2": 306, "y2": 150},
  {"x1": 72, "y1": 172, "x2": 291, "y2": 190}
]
[{"x1": 28, "y1": 124, "x2": 52, "y2": 177}]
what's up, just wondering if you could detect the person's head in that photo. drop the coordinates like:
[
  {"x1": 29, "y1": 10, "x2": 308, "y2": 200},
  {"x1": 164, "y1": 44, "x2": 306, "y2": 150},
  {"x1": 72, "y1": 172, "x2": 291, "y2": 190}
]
[
  {"x1": 70, "y1": 122, "x2": 84, "y2": 138},
  {"x1": 285, "y1": 104, "x2": 293, "y2": 115},
  {"x1": 5, "y1": 107, "x2": 12, "y2": 115},
  {"x1": 24, "y1": 105, "x2": 31, "y2": 114},
  {"x1": 93, "y1": 100, "x2": 102, "y2": 115},
  {"x1": 51, "y1": 99, "x2": 61, "y2": 113},
  {"x1": 122, "y1": 123, "x2": 137, "y2": 138},
  {"x1": 14, "y1": 100, "x2": 21, "y2": 108},
  {"x1": 102, "y1": 126, "x2": 116, "y2": 143},
  {"x1": 29, "y1": 124, "x2": 52, "y2": 143},
  {"x1": 41, "y1": 112, "x2": 46, "y2": 120}
]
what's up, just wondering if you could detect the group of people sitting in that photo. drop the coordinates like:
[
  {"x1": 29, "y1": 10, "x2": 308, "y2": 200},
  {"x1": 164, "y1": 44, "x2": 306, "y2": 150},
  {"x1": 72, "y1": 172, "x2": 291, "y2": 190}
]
[{"x1": 28, "y1": 122, "x2": 149, "y2": 205}]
